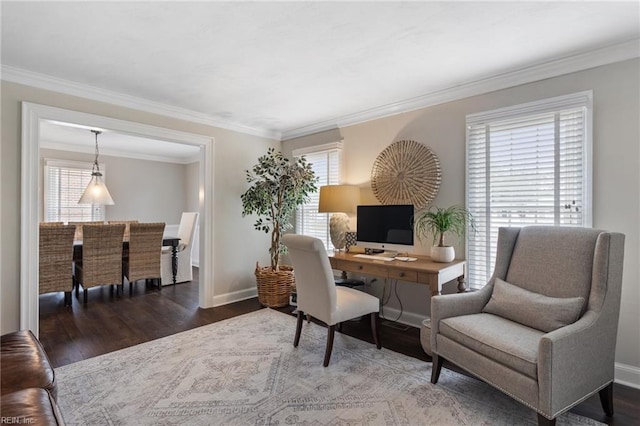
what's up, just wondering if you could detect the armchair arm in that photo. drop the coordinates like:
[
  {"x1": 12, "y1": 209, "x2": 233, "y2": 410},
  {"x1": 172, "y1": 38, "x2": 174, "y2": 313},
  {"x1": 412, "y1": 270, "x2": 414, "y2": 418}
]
[
  {"x1": 430, "y1": 285, "x2": 492, "y2": 354},
  {"x1": 537, "y1": 309, "x2": 616, "y2": 418}
]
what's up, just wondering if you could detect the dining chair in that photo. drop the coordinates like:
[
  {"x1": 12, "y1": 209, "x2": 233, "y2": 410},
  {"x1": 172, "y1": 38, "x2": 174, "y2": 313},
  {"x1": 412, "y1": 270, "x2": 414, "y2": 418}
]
[
  {"x1": 74, "y1": 224, "x2": 125, "y2": 303},
  {"x1": 39, "y1": 224, "x2": 76, "y2": 306},
  {"x1": 108, "y1": 220, "x2": 139, "y2": 241},
  {"x1": 124, "y1": 222, "x2": 166, "y2": 294},
  {"x1": 282, "y1": 234, "x2": 381, "y2": 367},
  {"x1": 69, "y1": 221, "x2": 104, "y2": 241},
  {"x1": 160, "y1": 212, "x2": 199, "y2": 285}
]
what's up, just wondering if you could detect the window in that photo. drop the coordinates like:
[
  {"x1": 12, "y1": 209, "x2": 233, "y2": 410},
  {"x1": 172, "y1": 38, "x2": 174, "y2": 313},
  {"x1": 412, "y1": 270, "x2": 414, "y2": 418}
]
[
  {"x1": 466, "y1": 92, "x2": 592, "y2": 289},
  {"x1": 293, "y1": 142, "x2": 342, "y2": 249},
  {"x1": 44, "y1": 159, "x2": 105, "y2": 222}
]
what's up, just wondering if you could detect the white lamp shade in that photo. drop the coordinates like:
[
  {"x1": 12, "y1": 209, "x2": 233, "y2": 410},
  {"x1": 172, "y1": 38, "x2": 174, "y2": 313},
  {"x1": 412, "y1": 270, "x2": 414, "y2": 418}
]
[
  {"x1": 318, "y1": 185, "x2": 360, "y2": 214},
  {"x1": 78, "y1": 174, "x2": 115, "y2": 205}
]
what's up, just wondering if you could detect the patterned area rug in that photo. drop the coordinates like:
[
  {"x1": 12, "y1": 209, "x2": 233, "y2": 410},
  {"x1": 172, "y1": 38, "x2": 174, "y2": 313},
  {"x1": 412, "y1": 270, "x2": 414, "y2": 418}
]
[{"x1": 56, "y1": 309, "x2": 603, "y2": 425}]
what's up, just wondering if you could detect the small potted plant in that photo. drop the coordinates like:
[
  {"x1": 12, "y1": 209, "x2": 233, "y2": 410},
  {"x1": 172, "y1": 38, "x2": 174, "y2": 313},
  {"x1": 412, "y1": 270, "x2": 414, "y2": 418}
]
[
  {"x1": 241, "y1": 148, "x2": 317, "y2": 307},
  {"x1": 414, "y1": 205, "x2": 474, "y2": 263}
]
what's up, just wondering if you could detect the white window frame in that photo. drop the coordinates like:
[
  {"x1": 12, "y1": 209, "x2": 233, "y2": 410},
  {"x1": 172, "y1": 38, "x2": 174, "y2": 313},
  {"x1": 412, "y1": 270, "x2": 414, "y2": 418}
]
[
  {"x1": 44, "y1": 158, "x2": 106, "y2": 222},
  {"x1": 465, "y1": 91, "x2": 593, "y2": 289},
  {"x1": 293, "y1": 141, "x2": 343, "y2": 250}
]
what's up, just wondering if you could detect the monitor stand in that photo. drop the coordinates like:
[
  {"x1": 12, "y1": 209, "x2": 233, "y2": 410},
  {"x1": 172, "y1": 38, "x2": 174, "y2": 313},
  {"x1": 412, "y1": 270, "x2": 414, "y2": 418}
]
[
  {"x1": 364, "y1": 248, "x2": 384, "y2": 254},
  {"x1": 379, "y1": 250, "x2": 398, "y2": 258}
]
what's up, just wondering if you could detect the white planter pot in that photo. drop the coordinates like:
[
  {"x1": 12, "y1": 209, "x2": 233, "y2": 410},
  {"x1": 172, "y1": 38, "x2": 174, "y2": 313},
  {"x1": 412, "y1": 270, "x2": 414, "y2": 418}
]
[{"x1": 431, "y1": 246, "x2": 455, "y2": 263}]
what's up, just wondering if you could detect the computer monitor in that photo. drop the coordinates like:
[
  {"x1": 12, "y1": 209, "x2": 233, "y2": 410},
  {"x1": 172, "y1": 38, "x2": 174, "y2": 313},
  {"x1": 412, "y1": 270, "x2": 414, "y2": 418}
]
[{"x1": 356, "y1": 204, "x2": 414, "y2": 252}]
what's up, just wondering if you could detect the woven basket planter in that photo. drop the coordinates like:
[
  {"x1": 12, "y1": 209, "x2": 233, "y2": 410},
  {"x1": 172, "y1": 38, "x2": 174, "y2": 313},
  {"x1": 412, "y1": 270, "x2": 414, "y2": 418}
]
[{"x1": 255, "y1": 263, "x2": 295, "y2": 308}]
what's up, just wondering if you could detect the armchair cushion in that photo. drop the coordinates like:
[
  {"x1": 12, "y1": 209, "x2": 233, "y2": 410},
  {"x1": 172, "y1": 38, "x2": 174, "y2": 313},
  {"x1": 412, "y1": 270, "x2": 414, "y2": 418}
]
[
  {"x1": 483, "y1": 278, "x2": 585, "y2": 332},
  {"x1": 440, "y1": 313, "x2": 544, "y2": 379}
]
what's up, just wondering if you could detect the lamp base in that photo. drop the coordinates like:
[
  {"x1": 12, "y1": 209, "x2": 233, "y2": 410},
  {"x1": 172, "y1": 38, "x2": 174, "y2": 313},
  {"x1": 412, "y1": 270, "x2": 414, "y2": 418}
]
[{"x1": 329, "y1": 212, "x2": 350, "y2": 250}]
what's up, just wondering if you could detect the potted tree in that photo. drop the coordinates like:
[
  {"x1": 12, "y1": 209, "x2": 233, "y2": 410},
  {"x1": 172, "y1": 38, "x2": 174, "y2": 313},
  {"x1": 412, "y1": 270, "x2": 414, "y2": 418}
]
[
  {"x1": 241, "y1": 148, "x2": 317, "y2": 307},
  {"x1": 414, "y1": 205, "x2": 474, "y2": 263}
]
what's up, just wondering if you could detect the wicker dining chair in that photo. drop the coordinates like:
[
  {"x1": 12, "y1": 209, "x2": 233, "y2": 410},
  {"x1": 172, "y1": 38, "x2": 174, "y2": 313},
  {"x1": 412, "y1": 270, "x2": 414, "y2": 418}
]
[
  {"x1": 108, "y1": 220, "x2": 139, "y2": 241},
  {"x1": 124, "y1": 222, "x2": 165, "y2": 294},
  {"x1": 69, "y1": 221, "x2": 104, "y2": 241},
  {"x1": 74, "y1": 224, "x2": 125, "y2": 304},
  {"x1": 39, "y1": 224, "x2": 76, "y2": 306}
]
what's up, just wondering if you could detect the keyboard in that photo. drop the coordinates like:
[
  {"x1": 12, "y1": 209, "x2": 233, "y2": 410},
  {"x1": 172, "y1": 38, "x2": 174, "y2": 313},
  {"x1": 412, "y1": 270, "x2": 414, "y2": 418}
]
[{"x1": 353, "y1": 254, "x2": 395, "y2": 261}]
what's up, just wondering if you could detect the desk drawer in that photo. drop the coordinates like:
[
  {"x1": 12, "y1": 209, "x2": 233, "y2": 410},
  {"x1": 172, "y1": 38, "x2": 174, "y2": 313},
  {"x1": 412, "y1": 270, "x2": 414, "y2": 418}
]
[
  {"x1": 329, "y1": 257, "x2": 339, "y2": 269},
  {"x1": 335, "y1": 260, "x2": 388, "y2": 277},
  {"x1": 389, "y1": 269, "x2": 417, "y2": 282}
]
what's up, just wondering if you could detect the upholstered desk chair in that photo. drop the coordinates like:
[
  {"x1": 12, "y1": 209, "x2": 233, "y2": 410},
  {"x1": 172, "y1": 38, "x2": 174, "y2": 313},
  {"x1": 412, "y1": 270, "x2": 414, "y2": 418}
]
[
  {"x1": 161, "y1": 212, "x2": 199, "y2": 285},
  {"x1": 39, "y1": 224, "x2": 76, "y2": 306},
  {"x1": 283, "y1": 234, "x2": 381, "y2": 367},
  {"x1": 124, "y1": 222, "x2": 165, "y2": 294},
  {"x1": 74, "y1": 224, "x2": 125, "y2": 303},
  {"x1": 430, "y1": 226, "x2": 625, "y2": 426}
]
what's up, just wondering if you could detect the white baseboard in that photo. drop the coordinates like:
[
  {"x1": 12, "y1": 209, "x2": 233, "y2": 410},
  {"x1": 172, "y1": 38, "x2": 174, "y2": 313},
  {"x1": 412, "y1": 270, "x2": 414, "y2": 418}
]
[
  {"x1": 615, "y1": 362, "x2": 640, "y2": 389},
  {"x1": 379, "y1": 307, "x2": 426, "y2": 329},
  {"x1": 211, "y1": 287, "x2": 258, "y2": 307},
  {"x1": 381, "y1": 307, "x2": 640, "y2": 390}
]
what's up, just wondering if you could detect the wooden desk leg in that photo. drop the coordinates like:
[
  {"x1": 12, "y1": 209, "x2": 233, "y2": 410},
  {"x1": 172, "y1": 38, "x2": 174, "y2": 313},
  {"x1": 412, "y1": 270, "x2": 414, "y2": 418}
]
[{"x1": 457, "y1": 275, "x2": 466, "y2": 293}]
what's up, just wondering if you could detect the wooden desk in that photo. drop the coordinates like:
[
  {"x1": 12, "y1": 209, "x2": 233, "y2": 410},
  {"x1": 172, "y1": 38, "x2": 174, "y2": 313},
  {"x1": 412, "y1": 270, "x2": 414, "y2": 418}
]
[{"x1": 328, "y1": 252, "x2": 466, "y2": 296}]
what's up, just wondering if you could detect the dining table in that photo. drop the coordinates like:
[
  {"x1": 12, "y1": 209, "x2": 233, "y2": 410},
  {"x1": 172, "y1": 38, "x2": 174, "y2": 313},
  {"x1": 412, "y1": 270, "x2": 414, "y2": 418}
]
[{"x1": 73, "y1": 237, "x2": 181, "y2": 286}]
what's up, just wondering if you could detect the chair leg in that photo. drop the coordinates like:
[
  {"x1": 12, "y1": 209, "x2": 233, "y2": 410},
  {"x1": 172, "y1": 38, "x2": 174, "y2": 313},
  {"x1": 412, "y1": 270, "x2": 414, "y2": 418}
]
[
  {"x1": 537, "y1": 413, "x2": 556, "y2": 426},
  {"x1": 599, "y1": 382, "x2": 614, "y2": 417},
  {"x1": 83, "y1": 288, "x2": 88, "y2": 304},
  {"x1": 64, "y1": 291, "x2": 72, "y2": 307},
  {"x1": 294, "y1": 310, "x2": 304, "y2": 347},
  {"x1": 431, "y1": 354, "x2": 444, "y2": 384},
  {"x1": 75, "y1": 280, "x2": 80, "y2": 298},
  {"x1": 323, "y1": 325, "x2": 336, "y2": 367},
  {"x1": 371, "y1": 312, "x2": 381, "y2": 349},
  {"x1": 337, "y1": 322, "x2": 343, "y2": 333}
]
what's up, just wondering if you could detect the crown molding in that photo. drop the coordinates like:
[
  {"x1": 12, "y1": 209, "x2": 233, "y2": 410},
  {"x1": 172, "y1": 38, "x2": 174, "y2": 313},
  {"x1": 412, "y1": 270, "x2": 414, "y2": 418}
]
[
  {"x1": 281, "y1": 38, "x2": 640, "y2": 140},
  {"x1": 4, "y1": 39, "x2": 637, "y2": 143},
  {"x1": 40, "y1": 140, "x2": 200, "y2": 165},
  {"x1": 1, "y1": 65, "x2": 281, "y2": 140}
]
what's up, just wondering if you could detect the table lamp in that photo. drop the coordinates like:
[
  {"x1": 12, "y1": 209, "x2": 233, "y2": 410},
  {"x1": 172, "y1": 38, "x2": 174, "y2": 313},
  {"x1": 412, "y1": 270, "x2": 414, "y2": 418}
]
[{"x1": 318, "y1": 185, "x2": 360, "y2": 250}]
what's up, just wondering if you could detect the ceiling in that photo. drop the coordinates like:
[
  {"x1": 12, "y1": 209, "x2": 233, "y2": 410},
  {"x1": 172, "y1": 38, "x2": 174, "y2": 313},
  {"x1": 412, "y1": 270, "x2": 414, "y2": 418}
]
[{"x1": 2, "y1": 1, "x2": 639, "y2": 142}]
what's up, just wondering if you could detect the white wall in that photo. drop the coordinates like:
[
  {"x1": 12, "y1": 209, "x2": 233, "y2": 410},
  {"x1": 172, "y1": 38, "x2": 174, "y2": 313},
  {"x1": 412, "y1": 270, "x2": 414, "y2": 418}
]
[
  {"x1": 1, "y1": 81, "x2": 279, "y2": 334},
  {"x1": 40, "y1": 148, "x2": 188, "y2": 223},
  {"x1": 283, "y1": 58, "x2": 640, "y2": 386}
]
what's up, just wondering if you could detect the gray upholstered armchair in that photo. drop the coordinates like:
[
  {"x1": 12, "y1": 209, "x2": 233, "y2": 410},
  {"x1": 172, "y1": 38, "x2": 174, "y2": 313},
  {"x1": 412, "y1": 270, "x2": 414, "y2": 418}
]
[{"x1": 430, "y1": 226, "x2": 625, "y2": 426}]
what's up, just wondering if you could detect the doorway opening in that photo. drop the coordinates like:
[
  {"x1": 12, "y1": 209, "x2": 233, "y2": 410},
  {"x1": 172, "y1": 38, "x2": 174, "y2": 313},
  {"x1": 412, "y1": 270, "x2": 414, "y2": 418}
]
[{"x1": 21, "y1": 102, "x2": 215, "y2": 336}]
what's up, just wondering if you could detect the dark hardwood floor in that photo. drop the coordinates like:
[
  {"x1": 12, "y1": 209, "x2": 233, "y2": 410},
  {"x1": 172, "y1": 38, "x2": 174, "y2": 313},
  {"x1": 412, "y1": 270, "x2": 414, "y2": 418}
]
[{"x1": 39, "y1": 268, "x2": 639, "y2": 425}]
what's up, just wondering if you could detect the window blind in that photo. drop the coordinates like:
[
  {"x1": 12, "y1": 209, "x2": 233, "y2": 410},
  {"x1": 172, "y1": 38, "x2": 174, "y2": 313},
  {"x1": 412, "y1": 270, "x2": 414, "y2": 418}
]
[
  {"x1": 466, "y1": 92, "x2": 592, "y2": 289},
  {"x1": 44, "y1": 160, "x2": 105, "y2": 222},
  {"x1": 293, "y1": 143, "x2": 341, "y2": 250}
]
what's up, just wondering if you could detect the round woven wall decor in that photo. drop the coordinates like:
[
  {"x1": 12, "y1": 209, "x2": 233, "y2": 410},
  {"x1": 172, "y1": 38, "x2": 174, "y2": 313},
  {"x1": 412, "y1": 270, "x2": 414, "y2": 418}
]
[{"x1": 371, "y1": 140, "x2": 441, "y2": 209}]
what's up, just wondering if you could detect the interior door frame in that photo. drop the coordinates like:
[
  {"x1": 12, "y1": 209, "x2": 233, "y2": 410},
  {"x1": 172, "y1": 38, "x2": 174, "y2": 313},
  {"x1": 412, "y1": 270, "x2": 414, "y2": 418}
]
[{"x1": 21, "y1": 102, "x2": 215, "y2": 336}]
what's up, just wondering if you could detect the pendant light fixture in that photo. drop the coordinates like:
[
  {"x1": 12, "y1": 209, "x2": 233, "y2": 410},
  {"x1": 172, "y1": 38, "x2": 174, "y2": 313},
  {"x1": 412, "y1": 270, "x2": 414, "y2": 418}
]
[{"x1": 78, "y1": 130, "x2": 115, "y2": 205}]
